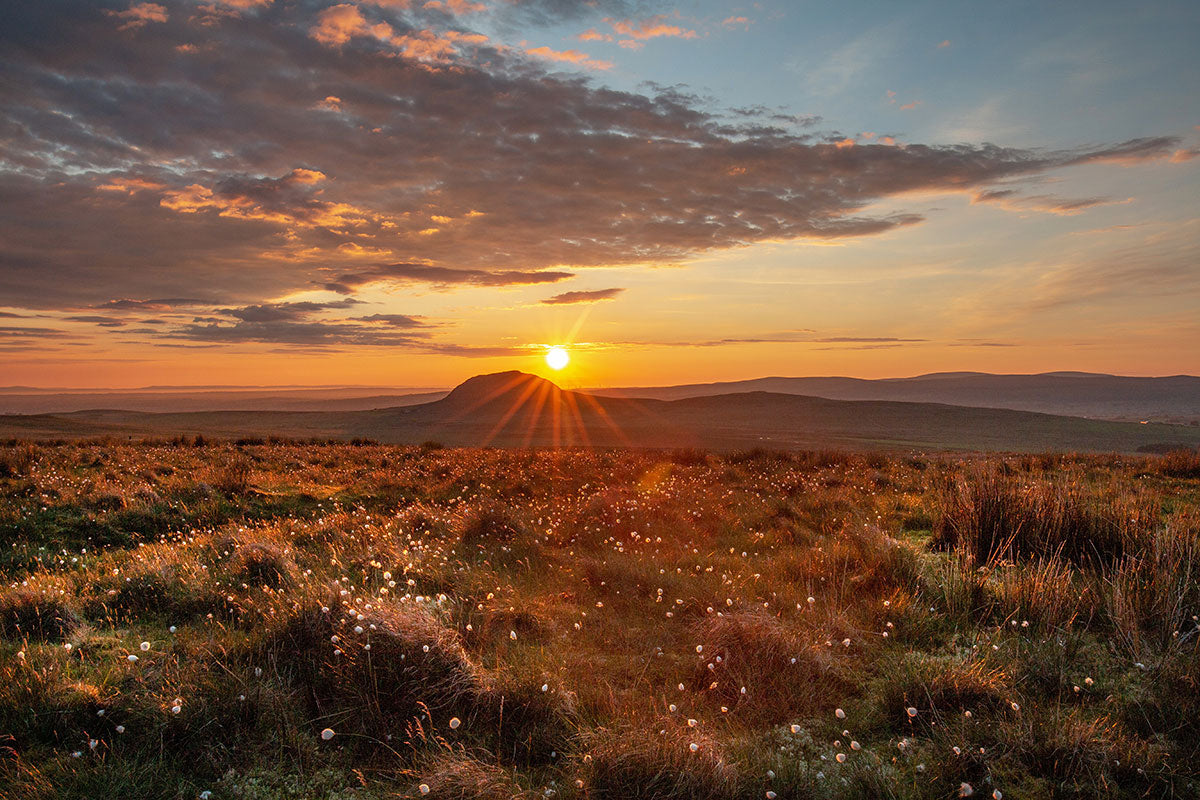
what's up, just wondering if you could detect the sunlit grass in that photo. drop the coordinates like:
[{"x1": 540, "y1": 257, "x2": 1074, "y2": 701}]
[{"x1": 0, "y1": 441, "x2": 1197, "y2": 798}]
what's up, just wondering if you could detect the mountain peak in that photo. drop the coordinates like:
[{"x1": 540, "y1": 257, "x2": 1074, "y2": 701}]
[{"x1": 441, "y1": 371, "x2": 562, "y2": 407}]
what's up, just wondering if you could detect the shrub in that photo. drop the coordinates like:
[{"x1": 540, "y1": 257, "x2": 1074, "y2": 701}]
[
  {"x1": 689, "y1": 611, "x2": 845, "y2": 723},
  {"x1": 230, "y1": 541, "x2": 295, "y2": 590},
  {"x1": 0, "y1": 588, "x2": 79, "y2": 642},
  {"x1": 1158, "y1": 449, "x2": 1200, "y2": 479},
  {"x1": 581, "y1": 718, "x2": 740, "y2": 800},
  {"x1": 460, "y1": 506, "x2": 526, "y2": 552},
  {"x1": 267, "y1": 601, "x2": 482, "y2": 735},
  {"x1": 402, "y1": 751, "x2": 529, "y2": 799},
  {"x1": 932, "y1": 468, "x2": 1154, "y2": 567}
]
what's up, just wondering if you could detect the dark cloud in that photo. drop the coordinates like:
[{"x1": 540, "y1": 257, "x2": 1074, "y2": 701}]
[
  {"x1": 814, "y1": 337, "x2": 927, "y2": 343},
  {"x1": 352, "y1": 314, "x2": 431, "y2": 328},
  {"x1": 322, "y1": 264, "x2": 575, "y2": 293},
  {"x1": 220, "y1": 299, "x2": 362, "y2": 322},
  {"x1": 540, "y1": 287, "x2": 625, "y2": 304},
  {"x1": 0, "y1": 0, "x2": 1179, "y2": 332},
  {"x1": 64, "y1": 315, "x2": 128, "y2": 327}
]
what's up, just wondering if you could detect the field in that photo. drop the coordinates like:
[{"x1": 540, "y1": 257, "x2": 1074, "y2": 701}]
[{"x1": 1, "y1": 441, "x2": 1199, "y2": 799}]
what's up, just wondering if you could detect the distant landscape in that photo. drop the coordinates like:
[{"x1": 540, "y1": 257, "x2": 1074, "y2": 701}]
[{"x1": 2, "y1": 371, "x2": 1198, "y2": 454}]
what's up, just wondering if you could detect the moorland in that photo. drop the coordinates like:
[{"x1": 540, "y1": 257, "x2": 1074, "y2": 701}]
[{"x1": 1, "y1": 441, "x2": 1199, "y2": 799}]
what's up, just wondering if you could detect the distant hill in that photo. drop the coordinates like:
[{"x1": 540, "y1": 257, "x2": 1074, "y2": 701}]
[
  {"x1": 0, "y1": 387, "x2": 447, "y2": 414},
  {"x1": 585, "y1": 372, "x2": 1200, "y2": 424},
  {"x1": 3, "y1": 371, "x2": 1199, "y2": 454}
]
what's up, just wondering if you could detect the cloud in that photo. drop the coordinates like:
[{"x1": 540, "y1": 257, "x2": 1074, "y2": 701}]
[
  {"x1": 219, "y1": 299, "x2": 362, "y2": 322},
  {"x1": 606, "y1": 14, "x2": 698, "y2": 42},
  {"x1": 0, "y1": 0, "x2": 1182, "y2": 329},
  {"x1": 524, "y1": 45, "x2": 612, "y2": 70},
  {"x1": 107, "y1": 2, "x2": 167, "y2": 31},
  {"x1": 321, "y1": 264, "x2": 575, "y2": 293},
  {"x1": 540, "y1": 287, "x2": 625, "y2": 305},
  {"x1": 971, "y1": 189, "x2": 1126, "y2": 216},
  {"x1": 722, "y1": 16, "x2": 751, "y2": 30}
]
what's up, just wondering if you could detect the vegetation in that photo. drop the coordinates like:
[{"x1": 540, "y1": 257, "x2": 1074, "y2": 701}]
[{"x1": 0, "y1": 441, "x2": 1197, "y2": 799}]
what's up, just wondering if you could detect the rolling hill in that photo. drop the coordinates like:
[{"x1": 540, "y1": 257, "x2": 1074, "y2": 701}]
[
  {"x1": 2, "y1": 371, "x2": 1198, "y2": 453},
  {"x1": 586, "y1": 372, "x2": 1200, "y2": 424}
]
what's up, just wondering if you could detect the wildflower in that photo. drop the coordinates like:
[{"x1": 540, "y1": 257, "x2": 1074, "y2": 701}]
[
  {"x1": 850, "y1": 741, "x2": 860, "y2": 750},
  {"x1": 687, "y1": 718, "x2": 698, "y2": 727},
  {"x1": 836, "y1": 753, "x2": 846, "y2": 763},
  {"x1": 140, "y1": 641, "x2": 151, "y2": 651},
  {"x1": 321, "y1": 728, "x2": 335, "y2": 740},
  {"x1": 993, "y1": 791, "x2": 1003, "y2": 799},
  {"x1": 510, "y1": 630, "x2": 518, "y2": 640},
  {"x1": 906, "y1": 706, "x2": 918, "y2": 718},
  {"x1": 116, "y1": 725, "x2": 125, "y2": 734},
  {"x1": 449, "y1": 717, "x2": 461, "y2": 729},
  {"x1": 170, "y1": 704, "x2": 181, "y2": 714},
  {"x1": 689, "y1": 743, "x2": 700, "y2": 752},
  {"x1": 835, "y1": 708, "x2": 846, "y2": 719},
  {"x1": 959, "y1": 782, "x2": 974, "y2": 796},
  {"x1": 790, "y1": 724, "x2": 802, "y2": 733},
  {"x1": 127, "y1": 654, "x2": 139, "y2": 663},
  {"x1": 419, "y1": 784, "x2": 430, "y2": 794}
]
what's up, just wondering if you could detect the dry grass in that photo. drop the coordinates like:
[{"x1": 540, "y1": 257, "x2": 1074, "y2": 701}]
[{"x1": 0, "y1": 443, "x2": 1196, "y2": 799}]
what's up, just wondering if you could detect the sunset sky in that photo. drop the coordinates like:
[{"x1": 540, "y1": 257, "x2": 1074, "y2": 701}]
[{"x1": 2, "y1": 0, "x2": 1198, "y2": 389}]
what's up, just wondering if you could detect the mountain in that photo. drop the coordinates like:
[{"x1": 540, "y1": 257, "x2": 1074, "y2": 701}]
[
  {"x1": 3, "y1": 371, "x2": 1199, "y2": 453},
  {"x1": 585, "y1": 372, "x2": 1200, "y2": 424}
]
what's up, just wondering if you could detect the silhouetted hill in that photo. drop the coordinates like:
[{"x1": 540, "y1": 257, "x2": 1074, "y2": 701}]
[
  {"x1": 586, "y1": 372, "x2": 1200, "y2": 424},
  {"x1": 3, "y1": 372, "x2": 1199, "y2": 453}
]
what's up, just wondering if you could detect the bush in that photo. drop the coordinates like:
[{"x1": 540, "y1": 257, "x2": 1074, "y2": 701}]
[
  {"x1": 0, "y1": 588, "x2": 79, "y2": 642},
  {"x1": 460, "y1": 506, "x2": 526, "y2": 552},
  {"x1": 402, "y1": 751, "x2": 529, "y2": 799},
  {"x1": 689, "y1": 611, "x2": 845, "y2": 723},
  {"x1": 230, "y1": 541, "x2": 295, "y2": 590},
  {"x1": 581, "y1": 718, "x2": 740, "y2": 800},
  {"x1": 268, "y1": 601, "x2": 482, "y2": 735},
  {"x1": 932, "y1": 468, "x2": 1154, "y2": 567}
]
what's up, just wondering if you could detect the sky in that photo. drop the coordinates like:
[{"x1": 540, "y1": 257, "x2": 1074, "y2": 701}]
[{"x1": 1, "y1": 0, "x2": 1198, "y2": 389}]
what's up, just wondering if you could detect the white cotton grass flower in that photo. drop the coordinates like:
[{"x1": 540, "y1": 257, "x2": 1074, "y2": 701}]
[
  {"x1": 790, "y1": 724, "x2": 802, "y2": 734},
  {"x1": 139, "y1": 641, "x2": 151, "y2": 651},
  {"x1": 321, "y1": 728, "x2": 335, "y2": 740},
  {"x1": 449, "y1": 717, "x2": 461, "y2": 729},
  {"x1": 419, "y1": 784, "x2": 430, "y2": 794},
  {"x1": 835, "y1": 753, "x2": 847, "y2": 763},
  {"x1": 906, "y1": 706, "x2": 918, "y2": 718},
  {"x1": 993, "y1": 791, "x2": 1003, "y2": 800},
  {"x1": 766, "y1": 792, "x2": 777, "y2": 799},
  {"x1": 835, "y1": 708, "x2": 846, "y2": 719},
  {"x1": 959, "y1": 782, "x2": 974, "y2": 796},
  {"x1": 127, "y1": 654, "x2": 139, "y2": 663},
  {"x1": 689, "y1": 742, "x2": 700, "y2": 752},
  {"x1": 116, "y1": 725, "x2": 126, "y2": 734}
]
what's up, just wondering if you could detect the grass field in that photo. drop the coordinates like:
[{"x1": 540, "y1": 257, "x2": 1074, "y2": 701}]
[{"x1": 1, "y1": 441, "x2": 1199, "y2": 799}]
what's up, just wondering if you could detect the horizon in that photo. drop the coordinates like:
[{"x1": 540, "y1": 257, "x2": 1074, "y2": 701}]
[
  {"x1": 5, "y1": 368, "x2": 1200, "y2": 394},
  {"x1": 2, "y1": 1, "x2": 1198, "y2": 386}
]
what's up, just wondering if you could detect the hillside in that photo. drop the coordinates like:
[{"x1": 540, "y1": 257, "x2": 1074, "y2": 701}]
[
  {"x1": 3, "y1": 371, "x2": 1199, "y2": 453},
  {"x1": 586, "y1": 372, "x2": 1200, "y2": 424}
]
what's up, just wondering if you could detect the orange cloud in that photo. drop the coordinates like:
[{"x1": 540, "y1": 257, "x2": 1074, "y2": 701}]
[
  {"x1": 722, "y1": 16, "x2": 751, "y2": 30},
  {"x1": 422, "y1": 0, "x2": 486, "y2": 12},
  {"x1": 525, "y1": 46, "x2": 612, "y2": 70},
  {"x1": 96, "y1": 177, "x2": 166, "y2": 194},
  {"x1": 899, "y1": 100, "x2": 921, "y2": 111},
  {"x1": 937, "y1": 39, "x2": 951, "y2": 48},
  {"x1": 107, "y1": 2, "x2": 168, "y2": 31},
  {"x1": 578, "y1": 28, "x2": 613, "y2": 42},
  {"x1": 309, "y1": 4, "x2": 486, "y2": 62},
  {"x1": 1170, "y1": 148, "x2": 1199, "y2": 162},
  {"x1": 607, "y1": 14, "x2": 698, "y2": 42}
]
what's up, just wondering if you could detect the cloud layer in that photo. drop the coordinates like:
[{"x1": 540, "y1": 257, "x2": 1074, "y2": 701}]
[{"x1": 0, "y1": 0, "x2": 1181, "y2": 354}]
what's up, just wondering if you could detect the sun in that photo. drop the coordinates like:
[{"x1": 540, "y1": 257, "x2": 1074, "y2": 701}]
[{"x1": 545, "y1": 346, "x2": 569, "y2": 370}]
